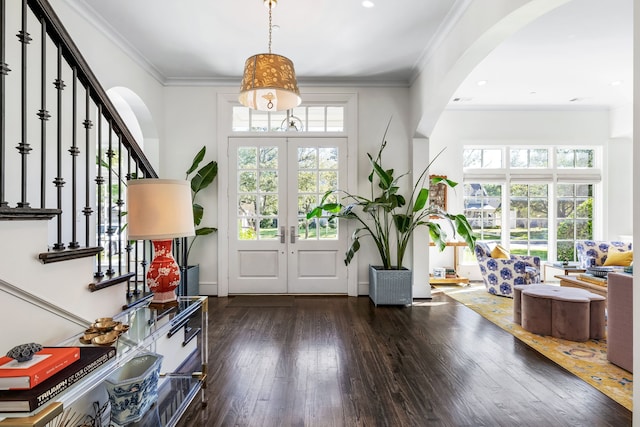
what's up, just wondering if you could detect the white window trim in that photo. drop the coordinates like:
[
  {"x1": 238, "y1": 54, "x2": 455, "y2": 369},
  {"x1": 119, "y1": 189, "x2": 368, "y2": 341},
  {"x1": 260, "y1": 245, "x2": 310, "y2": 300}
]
[{"x1": 462, "y1": 144, "x2": 602, "y2": 262}]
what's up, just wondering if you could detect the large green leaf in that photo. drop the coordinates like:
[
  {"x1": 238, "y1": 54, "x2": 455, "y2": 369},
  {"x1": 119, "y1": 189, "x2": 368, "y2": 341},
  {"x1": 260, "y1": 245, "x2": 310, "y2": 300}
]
[
  {"x1": 186, "y1": 146, "x2": 206, "y2": 176},
  {"x1": 369, "y1": 154, "x2": 392, "y2": 189},
  {"x1": 428, "y1": 223, "x2": 447, "y2": 251},
  {"x1": 196, "y1": 227, "x2": 217, "y2": 236},
  {"x1": 393, "y1": 214, "x2": 411, "y2": 233},
  {"x1": 193, "y1": 203, "x2": 204, "y2": 226},
  {"x1": 453, "y1": 214, "x2": 476, "y2": 250},
  {"x1": 344, "y1": 237, "x2": 361, "y2": 266},
  {"x1": 413, "y1": 188, "x2": 429, "y2": 212},
  {"x1": 191, "y1": 161, "x2": 218, "y2": 195}
]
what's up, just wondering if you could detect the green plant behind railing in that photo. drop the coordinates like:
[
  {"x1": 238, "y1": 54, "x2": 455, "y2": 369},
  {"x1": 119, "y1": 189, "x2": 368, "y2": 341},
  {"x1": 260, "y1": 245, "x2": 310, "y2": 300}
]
[{"x1": 185, "y1": 146, "x2": 218, "y2": 259}]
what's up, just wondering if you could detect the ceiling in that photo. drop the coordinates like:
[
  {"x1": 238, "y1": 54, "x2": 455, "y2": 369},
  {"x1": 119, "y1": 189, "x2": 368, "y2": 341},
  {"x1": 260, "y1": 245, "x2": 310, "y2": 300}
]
[{"x1": 65, "y1": 0, "x2": 632, "y2": 110}]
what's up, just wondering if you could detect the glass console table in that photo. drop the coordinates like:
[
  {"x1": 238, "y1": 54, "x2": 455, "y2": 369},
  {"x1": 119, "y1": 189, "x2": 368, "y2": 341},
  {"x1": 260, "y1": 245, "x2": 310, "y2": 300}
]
[{"x1": 0, "y1": 296, "x2": 208, "y2": 427}]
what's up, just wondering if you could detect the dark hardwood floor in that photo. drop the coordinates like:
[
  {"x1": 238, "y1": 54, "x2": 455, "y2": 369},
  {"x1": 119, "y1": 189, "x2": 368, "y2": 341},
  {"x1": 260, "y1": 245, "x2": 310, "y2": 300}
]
[{"x1": 178, "y1": 292, "x2": 632, "y2": 427}]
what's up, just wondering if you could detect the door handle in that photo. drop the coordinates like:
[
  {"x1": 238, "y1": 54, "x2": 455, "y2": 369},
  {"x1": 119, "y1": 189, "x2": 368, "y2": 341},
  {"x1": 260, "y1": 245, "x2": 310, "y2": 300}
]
[
  {"x1": 275, "y1": 226, "x2": 285, "y2": 244},
  {"x1": 290, "y1": 226, "x2": 300, "y2": 244}
]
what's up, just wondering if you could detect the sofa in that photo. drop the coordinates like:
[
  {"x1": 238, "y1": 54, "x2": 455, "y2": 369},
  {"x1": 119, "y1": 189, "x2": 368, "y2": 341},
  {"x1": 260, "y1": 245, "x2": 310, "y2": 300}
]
[
  {"x1": 607, "y1": 272, "x2": 633, "y2": 372},
  {"x1": 475, "y1": 242, "x2": 541, "y2": 298},
  {"x1": 575, "y1": 240, "x2": 632, "y2": 269}
]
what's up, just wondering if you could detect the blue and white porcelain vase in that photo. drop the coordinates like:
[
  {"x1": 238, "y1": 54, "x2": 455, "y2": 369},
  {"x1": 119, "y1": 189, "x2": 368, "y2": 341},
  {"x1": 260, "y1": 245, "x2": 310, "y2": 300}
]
[{"x1": 104, "y1": 352, "x2": 163, "y2": 425}]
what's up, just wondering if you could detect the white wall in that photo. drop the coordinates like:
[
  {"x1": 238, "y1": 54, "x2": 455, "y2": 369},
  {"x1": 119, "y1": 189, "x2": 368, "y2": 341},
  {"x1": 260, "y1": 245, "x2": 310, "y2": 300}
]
[
  {"x1": 163, "y1": 87, "x2": 219, "y2": 294},
  {"x1": 429, "y1": 109, "x2": 630, "y2": 278}
]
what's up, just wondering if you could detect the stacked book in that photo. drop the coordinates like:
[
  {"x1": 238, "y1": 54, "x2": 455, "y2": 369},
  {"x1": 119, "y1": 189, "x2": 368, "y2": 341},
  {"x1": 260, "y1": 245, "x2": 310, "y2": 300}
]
[
  {"x1": 578, "y1": 273, "x2": 608, "y2": 287},
  {"x1": 445, "y1": 267, "x2": 457, "y2": 278},
  {"x1": 0, "y1": 346, "x2": 116, "y2": 412}
]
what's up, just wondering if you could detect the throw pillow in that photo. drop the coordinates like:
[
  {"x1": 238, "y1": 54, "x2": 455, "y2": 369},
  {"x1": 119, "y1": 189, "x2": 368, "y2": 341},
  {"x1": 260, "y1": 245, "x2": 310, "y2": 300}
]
[
  {"x1": 491, "y1": 244, "x2": 510, "y2": 259},
  {"x1": 603, "y1": 250, "x2": 633, "y2": 266}
]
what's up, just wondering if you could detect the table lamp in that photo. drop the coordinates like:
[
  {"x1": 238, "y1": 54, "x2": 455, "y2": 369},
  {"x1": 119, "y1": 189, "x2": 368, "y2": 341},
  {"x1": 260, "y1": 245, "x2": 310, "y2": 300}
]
[{"x1": 127, "y1": 179, "x2": 195, "y2": 305}]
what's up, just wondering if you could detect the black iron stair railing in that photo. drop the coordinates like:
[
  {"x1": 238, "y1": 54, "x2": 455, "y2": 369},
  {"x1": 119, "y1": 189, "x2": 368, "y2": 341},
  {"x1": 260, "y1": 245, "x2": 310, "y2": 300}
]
[{"x1": 0, "y1": 0, "x2": 161, "y2": 308}]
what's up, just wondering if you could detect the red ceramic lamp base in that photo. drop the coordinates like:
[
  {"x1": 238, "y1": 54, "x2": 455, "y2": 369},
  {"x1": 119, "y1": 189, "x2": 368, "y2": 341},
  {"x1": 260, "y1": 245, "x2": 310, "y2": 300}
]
[{"x1": 147, "y1": 240, "x2": 181, "y2": 304}]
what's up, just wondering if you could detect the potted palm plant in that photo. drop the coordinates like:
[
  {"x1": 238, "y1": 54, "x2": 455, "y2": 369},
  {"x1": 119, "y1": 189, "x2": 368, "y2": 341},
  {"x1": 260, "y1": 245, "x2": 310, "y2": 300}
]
[
  {"x1": 307, "y1": 120, "x2": 475, "y2": 305},
  {"x1": 182, "y1": 146, "x2": 217, "y2": 295}
]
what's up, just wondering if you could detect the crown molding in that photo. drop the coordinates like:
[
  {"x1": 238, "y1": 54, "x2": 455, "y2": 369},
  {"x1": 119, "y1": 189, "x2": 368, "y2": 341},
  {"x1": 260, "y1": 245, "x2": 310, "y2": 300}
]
[{"x1": 61, "y1": 0, "x2": 167, "y2": 84}]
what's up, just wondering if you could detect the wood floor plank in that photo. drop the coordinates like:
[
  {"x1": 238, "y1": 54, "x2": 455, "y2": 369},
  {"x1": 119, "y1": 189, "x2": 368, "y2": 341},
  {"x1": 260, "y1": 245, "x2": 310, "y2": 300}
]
[{"x1": 178, "y1": 294, "x2": 632, "y2": 427}]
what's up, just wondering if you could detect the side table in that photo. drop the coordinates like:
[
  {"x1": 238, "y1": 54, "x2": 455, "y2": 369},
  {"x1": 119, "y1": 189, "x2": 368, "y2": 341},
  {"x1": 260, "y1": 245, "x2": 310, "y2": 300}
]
[
  {"x1": 429, "y1": 275, "x2": 470, "y2": 286},
  {"x1": 543, "y1": 262, "x2": 585, "y2": 282}
]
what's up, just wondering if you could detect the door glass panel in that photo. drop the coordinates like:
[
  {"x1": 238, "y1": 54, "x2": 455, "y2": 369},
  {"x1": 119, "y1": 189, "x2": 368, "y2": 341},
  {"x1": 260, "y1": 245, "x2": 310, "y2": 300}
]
[
  {"x1": 238, "y1": 171, "x2": 256, "y2": 192},
  {"x1": 259, "y1": 147, "x2": 278, "y2": 168},
  {"x1": 259, "y1": 218, "x2": 278, "y2": 240},
  {"x1": 237, "y1": 146, "x2": 279, "y2": 240},
  {"x1": 319, "y1": 171, "x2": 337, "y2": 193},
  {"x1": 299, "y1": 217, "x2": 337, "y2": 240},
  {"x1": 238, "y1": 194, "x2": 257, "y2": 240},
  {"x1": 319, "y1": 148, "x2": 338, "y2": 168},
  {"x1": 297, "y1": 146, "x2": 339, "y2": 241},
  {"x1": 238, "y1": 147, "x2": 257, "y2": 168},
  {"x1": 259, "y1": 171, "x2": 277, "y2": 192},
  {"x1": 260, "y1": 195, "x2": 278, "y2": 216},
  {"x1": 298, "y1": 147, "x2": 317, "y2": 169},
  {"x1": 298, "y1": 171, "x2": 317, "y2": 192}
]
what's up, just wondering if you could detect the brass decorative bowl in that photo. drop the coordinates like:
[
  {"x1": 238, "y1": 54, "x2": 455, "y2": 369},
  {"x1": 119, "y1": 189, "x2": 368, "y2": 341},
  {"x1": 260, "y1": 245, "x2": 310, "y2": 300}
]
[
  {"x1": 80, "y1": 332, "x2": 101, "y2": 344},
  {"x1": 92, "y1": 331, "x2": 119, "y2": 346},
  {"x1": 114, "y1": 324, "x2": 130, "y2": 334},
  {"x1": 93, "y1": 321, "x2": 118, "y2": 332}
]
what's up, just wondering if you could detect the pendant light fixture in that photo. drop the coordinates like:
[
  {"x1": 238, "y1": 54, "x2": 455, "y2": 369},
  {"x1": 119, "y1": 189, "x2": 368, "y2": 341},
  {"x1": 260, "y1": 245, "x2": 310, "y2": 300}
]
[{"x1": 239, "y1": 0, "x2": 301, "y2": 111}]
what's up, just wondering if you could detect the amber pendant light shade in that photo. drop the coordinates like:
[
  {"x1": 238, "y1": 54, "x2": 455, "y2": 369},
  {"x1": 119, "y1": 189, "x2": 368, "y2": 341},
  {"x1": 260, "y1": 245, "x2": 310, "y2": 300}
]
[{"x1": 239, "y1": 0, "x2": 301, "y2": 111}]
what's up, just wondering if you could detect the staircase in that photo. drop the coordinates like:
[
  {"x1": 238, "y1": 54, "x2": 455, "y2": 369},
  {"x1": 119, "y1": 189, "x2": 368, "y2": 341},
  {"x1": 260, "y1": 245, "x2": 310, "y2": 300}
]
[{"x1": 0, "y1": 0, "x2": 163, "y2": 350}]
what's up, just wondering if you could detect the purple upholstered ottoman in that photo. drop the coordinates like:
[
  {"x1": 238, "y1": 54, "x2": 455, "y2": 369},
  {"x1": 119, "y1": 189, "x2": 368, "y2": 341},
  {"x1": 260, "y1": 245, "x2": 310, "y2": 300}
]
[
  {"x1": 516, "y1": 285, "x2": 605, "y2": 342},
  {"x1": 514, "y1": 284, "x2": 558, "y2": 324}
]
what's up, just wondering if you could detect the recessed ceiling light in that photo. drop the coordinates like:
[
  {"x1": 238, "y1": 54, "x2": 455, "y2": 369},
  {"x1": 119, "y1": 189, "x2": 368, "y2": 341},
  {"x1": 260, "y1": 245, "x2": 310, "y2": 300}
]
[
  {"x1": 362, "y1": 1, "x2": 375, "y2": 8},
  {"x1": 569, "y1": 97, "x2": 581, "y2": 102},
  {"x1": 610, "y1": 80, "x2": 622, "y2": 86},
  {"x1": 529, "y1": 91, "x2": 537, "y2": 95},
  {"x1": 476, "y1": 80, "x2": 488, "y2": 86},
  {"x1": 272, "y1": 24, "x2": 280, "y2": 31},
  {"x1": 453, "y1": 97, "x2": 473, "y2": 102}
]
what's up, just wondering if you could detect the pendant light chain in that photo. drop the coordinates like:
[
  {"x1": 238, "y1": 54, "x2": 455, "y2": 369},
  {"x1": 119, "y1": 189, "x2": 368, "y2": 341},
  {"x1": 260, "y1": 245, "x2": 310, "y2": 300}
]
[
  {"x1": 239, "y1": 0, "x2": 301, "y2": 111},
  {"x1": 268, "y1": 1, "x2": 273, "y2": 54}
]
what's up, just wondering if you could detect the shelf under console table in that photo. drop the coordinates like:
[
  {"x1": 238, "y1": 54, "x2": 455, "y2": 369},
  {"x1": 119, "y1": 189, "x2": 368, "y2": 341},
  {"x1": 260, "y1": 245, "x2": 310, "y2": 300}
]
[{"x1": 0, "y1": 296, "x2": 208, "y2": 427}]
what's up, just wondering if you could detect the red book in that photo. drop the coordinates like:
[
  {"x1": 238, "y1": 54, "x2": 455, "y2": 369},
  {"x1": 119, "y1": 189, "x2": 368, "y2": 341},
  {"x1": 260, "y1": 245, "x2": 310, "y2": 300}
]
[
  {"x1": 0, "y1": 347, "x2": 80, "y2": 390},
  {"x1": 0, "y1": 346, "x2": 116, "y2": 412}
]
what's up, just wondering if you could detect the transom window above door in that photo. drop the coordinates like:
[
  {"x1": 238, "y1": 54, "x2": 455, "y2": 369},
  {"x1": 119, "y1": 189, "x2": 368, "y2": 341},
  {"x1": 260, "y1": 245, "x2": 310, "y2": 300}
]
[{"x1": 232, "y1": 105, "x2": 345, "y2": 132}]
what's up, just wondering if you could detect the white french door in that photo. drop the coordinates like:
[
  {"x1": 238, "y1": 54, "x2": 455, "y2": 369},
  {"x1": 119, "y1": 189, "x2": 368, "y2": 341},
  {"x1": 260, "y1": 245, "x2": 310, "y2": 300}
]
[{"x1": 228, "y1": 137, "x2": 348, "y2": 294}]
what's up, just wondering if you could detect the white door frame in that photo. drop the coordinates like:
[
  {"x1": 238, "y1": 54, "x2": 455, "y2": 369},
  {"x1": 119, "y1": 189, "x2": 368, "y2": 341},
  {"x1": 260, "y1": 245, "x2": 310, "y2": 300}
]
[{"x1": 216, "y1": 92, "x2": 358, "y2": 296}]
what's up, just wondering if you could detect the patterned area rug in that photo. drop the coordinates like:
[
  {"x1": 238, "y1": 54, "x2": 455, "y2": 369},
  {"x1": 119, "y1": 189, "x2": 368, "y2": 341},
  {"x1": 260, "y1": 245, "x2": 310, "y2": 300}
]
[{"x1": 441, "y1": 285, "x2": 633, "y2": 411}]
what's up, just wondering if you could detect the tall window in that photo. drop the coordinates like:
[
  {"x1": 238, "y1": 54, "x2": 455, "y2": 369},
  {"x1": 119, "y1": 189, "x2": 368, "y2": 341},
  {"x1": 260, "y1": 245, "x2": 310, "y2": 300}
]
[
  {"x1": 556, "y1": 183, "x2": 593, "y2": 262},
  {"x1": 463, "y1": 183, "x2": 502, "y2": 241},
  {"x1": 462, "y1": 146, "x2": 599, "y2": 262},
  {"x1": 510, "y1": 183, "x2": 548, "y2": 259}
]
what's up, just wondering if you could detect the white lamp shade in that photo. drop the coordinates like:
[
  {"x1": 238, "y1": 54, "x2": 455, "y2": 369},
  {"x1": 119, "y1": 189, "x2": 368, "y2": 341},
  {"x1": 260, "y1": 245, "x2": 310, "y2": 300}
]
[{"x1": 127, "y1": 179, "x2": 195, "y2": 240}]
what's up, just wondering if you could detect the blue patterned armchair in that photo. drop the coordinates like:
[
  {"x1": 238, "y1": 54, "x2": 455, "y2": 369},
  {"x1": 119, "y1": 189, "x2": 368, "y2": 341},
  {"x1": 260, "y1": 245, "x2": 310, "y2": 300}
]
[
  {"x1": 575, "y1": 240, "x2": 632, "y2": 268},
  {"x1": 474, "y1": 242, "x2": 541, "y2": 298}
]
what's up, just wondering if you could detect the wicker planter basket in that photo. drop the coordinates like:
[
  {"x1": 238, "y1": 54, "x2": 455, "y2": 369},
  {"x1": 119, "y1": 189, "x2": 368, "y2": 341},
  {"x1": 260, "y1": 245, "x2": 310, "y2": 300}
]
[{"x1": 369, "y1": 265, "x2": 413, "y2": 306}]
